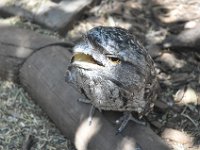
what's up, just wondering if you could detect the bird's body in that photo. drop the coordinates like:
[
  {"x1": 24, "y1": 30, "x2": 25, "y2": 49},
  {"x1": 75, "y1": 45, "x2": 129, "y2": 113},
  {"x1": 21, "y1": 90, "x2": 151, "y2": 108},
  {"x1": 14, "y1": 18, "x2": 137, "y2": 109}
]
[{"x1": 65, "y1": 26, "x2": 159, "y2": 130}]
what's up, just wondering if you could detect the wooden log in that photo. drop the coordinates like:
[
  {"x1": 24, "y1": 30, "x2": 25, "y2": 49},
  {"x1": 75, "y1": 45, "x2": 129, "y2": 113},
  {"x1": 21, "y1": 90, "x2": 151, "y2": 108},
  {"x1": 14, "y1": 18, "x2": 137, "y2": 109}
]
[
  {"x1": 0, "y1": 0, "x2": 101, "y2": 34},
  {"x1": 0, "y1": 24, "x2": 170, "y2": 150},
  {"x1": 19, "y1": 46, "x2": 170, "y2": 150},
  {"x1": 0, "y1": 24, "x2": 60, "y2": 81}
]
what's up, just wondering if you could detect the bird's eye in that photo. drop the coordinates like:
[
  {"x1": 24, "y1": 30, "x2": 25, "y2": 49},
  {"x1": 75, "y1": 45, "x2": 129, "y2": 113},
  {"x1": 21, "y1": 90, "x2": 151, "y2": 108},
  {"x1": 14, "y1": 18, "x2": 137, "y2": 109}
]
[{"x1": 108, "y1": 57, "x2": 121, "y2": 64}]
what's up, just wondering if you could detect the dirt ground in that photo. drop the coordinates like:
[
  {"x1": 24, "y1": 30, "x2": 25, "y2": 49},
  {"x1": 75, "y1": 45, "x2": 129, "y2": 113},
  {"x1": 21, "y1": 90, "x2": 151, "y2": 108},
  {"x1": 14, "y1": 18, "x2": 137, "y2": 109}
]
[{"x1": 0, "y1": 0, "x2": 200, "y2": 149}]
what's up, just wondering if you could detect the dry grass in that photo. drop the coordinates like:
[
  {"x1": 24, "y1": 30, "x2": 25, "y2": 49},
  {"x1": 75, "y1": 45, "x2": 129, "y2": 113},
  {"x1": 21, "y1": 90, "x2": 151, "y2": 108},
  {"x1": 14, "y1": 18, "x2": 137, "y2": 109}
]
[{"x1": 0, "y1": 81, "x2": 74, "y2": 150}]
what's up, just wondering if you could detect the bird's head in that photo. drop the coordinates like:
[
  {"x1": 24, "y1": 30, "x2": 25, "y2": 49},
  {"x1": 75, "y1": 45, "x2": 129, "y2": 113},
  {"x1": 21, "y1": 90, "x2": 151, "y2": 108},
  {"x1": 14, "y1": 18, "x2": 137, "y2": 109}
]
[{"x1": 66, "y1": 26, "x2": 154, "y2": 86}]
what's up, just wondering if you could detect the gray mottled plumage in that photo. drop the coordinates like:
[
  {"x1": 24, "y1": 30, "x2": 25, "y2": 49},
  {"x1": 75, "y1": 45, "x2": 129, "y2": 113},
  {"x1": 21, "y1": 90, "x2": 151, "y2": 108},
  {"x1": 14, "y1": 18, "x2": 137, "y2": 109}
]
[{"x1": 65, "y1": 26, "x2": 158, "y2": 119}]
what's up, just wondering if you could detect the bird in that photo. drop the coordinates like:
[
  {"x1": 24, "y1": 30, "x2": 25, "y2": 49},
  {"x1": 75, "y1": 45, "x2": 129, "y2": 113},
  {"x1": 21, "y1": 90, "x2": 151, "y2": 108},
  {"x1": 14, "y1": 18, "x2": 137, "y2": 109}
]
[{"x1": 65, "y1": 26, "x2": 159, "y2": 133}]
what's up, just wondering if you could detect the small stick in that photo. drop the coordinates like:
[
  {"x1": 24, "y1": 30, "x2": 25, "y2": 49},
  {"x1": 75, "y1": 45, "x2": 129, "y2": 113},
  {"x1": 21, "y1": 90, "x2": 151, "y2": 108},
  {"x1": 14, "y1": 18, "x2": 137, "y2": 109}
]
[{"x1": 181, "y1": 106, "x2": 198, "y2": 128}]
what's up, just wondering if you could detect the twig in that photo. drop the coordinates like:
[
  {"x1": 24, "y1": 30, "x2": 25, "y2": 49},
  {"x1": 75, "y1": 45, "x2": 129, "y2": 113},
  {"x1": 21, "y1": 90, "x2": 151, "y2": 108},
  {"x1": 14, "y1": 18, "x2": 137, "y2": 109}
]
[{"x1": 181, "y1": 106, "x2": 198, "y2": 128}]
